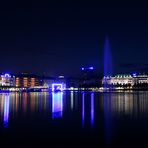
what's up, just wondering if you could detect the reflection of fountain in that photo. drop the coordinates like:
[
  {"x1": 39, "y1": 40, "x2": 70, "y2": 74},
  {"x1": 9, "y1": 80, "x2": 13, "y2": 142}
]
[
  {"x1": 104, "y1": 94, "x2": 112, "y2": 146},
  {"x1": 3, "y1": 94, "x2": 10, "y2": 128},
  {"x1": 52, "y1": 92, "x2": 63, "y2": 119},
  {"x1": 90, "y1": 93, "x2": 94, "y2": 127},
  {"x1": 104, "y1": 37, "x2": 112, "y2": 88}
]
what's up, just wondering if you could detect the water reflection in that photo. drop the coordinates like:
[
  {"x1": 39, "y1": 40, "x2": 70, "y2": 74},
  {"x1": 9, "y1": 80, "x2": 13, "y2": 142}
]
[
  {"x1": 14, "y1": 93, "x2": 19, "y2": 114},
  {"x1": 22, "y1": 93, "x2": 27, "y2": 114},
  {"x1": 52, "y1": 92, "x2": 63, "y2": 119},
  {"x1": 3, "y1": 94, "x2": 10, "y2": 128},
  {"x1": 90, "y1": 93, "x2": 94, "y2": 127},
  {"x1": 70, "y1": 91, "x2": 74, "y2": 110},
  {"x1": 1, "y1": 91, "x2": 148, "y2": 129},
  {"x1": 82, "y1": 92, "x2": 85, "y2": 127},
  {"x1": 104, "y1": 93, "x2": 112, "y2": 146}
]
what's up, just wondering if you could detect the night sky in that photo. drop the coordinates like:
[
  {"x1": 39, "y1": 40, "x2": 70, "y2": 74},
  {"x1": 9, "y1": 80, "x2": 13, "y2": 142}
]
[{"x1": 0, "y1": 1, "x2": 148, "y2": 76}]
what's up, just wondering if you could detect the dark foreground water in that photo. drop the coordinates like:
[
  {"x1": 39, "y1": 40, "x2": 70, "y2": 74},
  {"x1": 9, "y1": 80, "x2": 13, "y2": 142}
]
[{"x1": 0, "y1": 91, "x2": 148, "y2": 147}]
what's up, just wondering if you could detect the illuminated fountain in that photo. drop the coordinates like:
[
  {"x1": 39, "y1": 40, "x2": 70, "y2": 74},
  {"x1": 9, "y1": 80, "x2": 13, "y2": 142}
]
[{"x1": 104, "y1": 37, "x2": 112, "y2": 88}]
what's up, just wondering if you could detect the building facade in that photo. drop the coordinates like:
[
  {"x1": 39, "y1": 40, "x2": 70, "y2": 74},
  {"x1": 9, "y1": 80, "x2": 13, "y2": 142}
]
[
  {"x1": 0, "y1": 73, "x2": 15, "y2": 86},
  {"x1": 133, "y1": 75, "x2": 148, "y2": 84},
  {"x1": 102, "y1": 74, "x2": 133, "y2": 86},
  {"x1": 102, "y1": 74, "x2": 148, "y2": 88},
  {"x1": 15, "y1": 74, "x2": 42, "y2": 88}
]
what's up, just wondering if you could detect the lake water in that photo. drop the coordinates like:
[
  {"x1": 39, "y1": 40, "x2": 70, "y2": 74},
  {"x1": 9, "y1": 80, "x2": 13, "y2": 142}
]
[{"x1": 0, "y1": 91, "x2": 148, "y2": 147}]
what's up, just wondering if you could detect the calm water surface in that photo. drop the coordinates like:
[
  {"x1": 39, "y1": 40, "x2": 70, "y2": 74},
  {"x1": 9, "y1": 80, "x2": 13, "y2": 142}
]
[{"x1": 0, "y1": 91, "x2": 148, "y2": 147}]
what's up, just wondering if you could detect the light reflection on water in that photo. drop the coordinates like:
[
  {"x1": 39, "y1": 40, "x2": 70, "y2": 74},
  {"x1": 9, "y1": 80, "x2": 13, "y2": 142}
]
[
  {"x1": 3, "y1": 94, "x2": 9, "y2": 128},
  {"x1": 90, "y1": 93, "x2": 94, "y2": 127},
  {"x1": 82, "y1": 92, "x2": 85, "y2": 128},
  {"x1": 70, "y1": 91, "x2": 74, "y2": 111},
  {"x1": 0, "y1": 91, "x2": 148, "y2": 128},
  {"x1": 52, "y1": 92, "x2": 63, "y2": 119}
]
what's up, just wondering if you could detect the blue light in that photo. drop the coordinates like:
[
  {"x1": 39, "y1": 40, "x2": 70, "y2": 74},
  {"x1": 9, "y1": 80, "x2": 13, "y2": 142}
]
[
  {"x1": 4, "y1": 73, "x2": 11, "y2": 78},
  {"x1": 52, "y1": 83, "x2": 63, "y2": 92},
  {"x1": 89, "y1": 67, "x2": 94, "y2": 70},
  {"x1": 82, "y1": 67, "x2": 94, "y2": 70},
  {"x1": 132, "y1": 73, "x2": 137, "y2": 77}
]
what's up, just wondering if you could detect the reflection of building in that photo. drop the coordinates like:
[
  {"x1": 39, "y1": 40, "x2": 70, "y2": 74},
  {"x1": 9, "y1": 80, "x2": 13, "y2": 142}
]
[
  {"x1": 15, "y1": 74, "x2": 42, "y2": 88},
  {"x1": 0, "y1": 73, "x2": 15, "y2": 86}
]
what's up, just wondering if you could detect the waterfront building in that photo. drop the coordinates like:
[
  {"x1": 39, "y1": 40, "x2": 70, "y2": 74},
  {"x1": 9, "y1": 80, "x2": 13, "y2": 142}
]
[
  {"x1": 102, "y1": 74, "x2": 133, "y2": 86},
  {"x1": 0, "y1": 73, "x2": 15, "y2": 86},
  {"x1": 15, "y1": 73, "x2": 42, "y2": 88},
  {"x1": 42, "y1": 76, "x2": 55, "y2": 89},
  {"x1": 42, "y1": 75, "x2": 66, "y2": 90},
  {"x1": 102, "y1": 74, "x2": 148, "y2": 88},
  {"x1": 133, "y1": 74, "x2": 148, "y2": 84}
]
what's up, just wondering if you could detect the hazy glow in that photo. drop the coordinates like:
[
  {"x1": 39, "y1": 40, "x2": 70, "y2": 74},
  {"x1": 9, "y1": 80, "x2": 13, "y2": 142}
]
[
  {"x1": 52, "y1": 92, "x2": 63, "y2": 119},
  {"x1": 91, "y1": 93, "x2": 94, "y2": 127},
  {"x1": 52, "y1": 83, "x2": 63, "y2": 91},
  {"x1": 82, "y1": 93, "x2": 85, "y2": 127},
  {"x1": 3, "y1": 95, "x2": 10, "y2": 128}
]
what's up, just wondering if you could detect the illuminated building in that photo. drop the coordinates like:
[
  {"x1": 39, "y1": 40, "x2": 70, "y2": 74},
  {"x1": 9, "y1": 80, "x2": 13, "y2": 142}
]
[
  {"x1": 52, "y1": 83, "x2": 63, "y2": 91},
  {"x1": 133, "y1": 74, "x2": 148, "y2": 84},
  {"x1": 42, "y1": 77, "x2": 56, "y2": 89},
  {"x1": 41, "y1": 75, "x2": 67, "y2": 91},
  {"x1": 0, "y1": 73, "x2": 15, "y2": 86},
  {"x1": 102, "y1": 74, "x2": 133, "y2": 86},
  {"x1": 15, "y1": 74, "x2": 42, "y2": 88},
  {"x1": 102, "y1": 74, "x2": 148, "y2": 88},
  {"x1": 56, "y1": 76, "x2": 66, "y2": 89}
]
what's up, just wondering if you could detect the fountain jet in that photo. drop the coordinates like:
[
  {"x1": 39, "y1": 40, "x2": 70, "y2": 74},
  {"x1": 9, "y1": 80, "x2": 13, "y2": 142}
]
[{"x1": 104, "y1": 37, "x2": 112, "y2": 88}]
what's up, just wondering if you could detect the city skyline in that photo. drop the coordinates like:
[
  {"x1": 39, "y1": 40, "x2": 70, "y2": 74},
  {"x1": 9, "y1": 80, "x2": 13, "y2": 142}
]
[{"x1": 1, "y1": 2, "x2": 148, "y2": 147}]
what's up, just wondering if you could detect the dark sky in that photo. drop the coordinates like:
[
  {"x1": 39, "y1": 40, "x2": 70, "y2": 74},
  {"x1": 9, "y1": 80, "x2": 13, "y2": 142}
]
[{"x1": 0, "y1": 1, "x2": 148, "y2": 76}]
